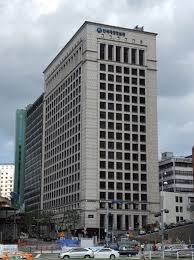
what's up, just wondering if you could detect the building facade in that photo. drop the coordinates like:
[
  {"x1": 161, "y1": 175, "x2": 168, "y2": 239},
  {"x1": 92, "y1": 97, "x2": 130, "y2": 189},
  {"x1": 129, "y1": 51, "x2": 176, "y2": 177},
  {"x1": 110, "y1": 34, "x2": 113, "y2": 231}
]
[
  {"x1": 0, "y1": 164, "x2": 14, "y2": 199},
  {"x1": 24, "y1": 94, "x2": 43, "y2": 212},
  {"x1": 162, "y1": 191, "x2": 194, "y2": 224},
  {"x1": 159, "y1": 152, "x2": 193, "y2": 193},
  {"x1": 41, "y1": 21, "x2": 159, "y2": 232},
  {"x1": 14, "y1": 109, "x2": 26, "y2": 206}
]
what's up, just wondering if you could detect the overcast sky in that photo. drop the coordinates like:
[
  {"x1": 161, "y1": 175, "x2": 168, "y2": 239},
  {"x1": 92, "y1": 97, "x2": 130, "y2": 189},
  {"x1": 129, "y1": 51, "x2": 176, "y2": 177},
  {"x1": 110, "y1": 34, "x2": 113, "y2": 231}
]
[{"x1": 1, "y1": 0, "x2": 194, "y2": 163}]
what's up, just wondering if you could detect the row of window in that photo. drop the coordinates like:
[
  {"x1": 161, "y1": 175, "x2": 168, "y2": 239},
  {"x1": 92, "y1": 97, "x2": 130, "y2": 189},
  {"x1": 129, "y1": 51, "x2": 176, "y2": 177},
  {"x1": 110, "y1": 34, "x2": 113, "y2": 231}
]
[
  {"x1": 100, "y1": 142, "x2": 146, "y2": 153},
  {"x1": 46, "y1": 48, "x2": 82, "y2": 89},
  {"x1": 100, "y1": 100, "x2": 145, "y2": 111},
  {"x1": 100, "y1": 94, "x2": 145, "y2": 104},
  {"x1": 99, "y1": 44, "x2": 145, "y2": 66},
  {"x1": 99, "y1": 161, "x2": 146, "y2": 171},
  {"x1": 100, "y1": 83, "x2": 145, "y2": 95},
  {"x1": 99, "y1": 192, "x2": 147, "y2": 201},
  {"x1": 100, "y1": 124, "x2": 146, "y2": 133},
  {"x1": 44, "y1": 183, "x2": 80, "y2": 199},
  {"x1": 99, "y1": 151, "x2": 146, "y2": 161},
  {"x1": 100, "y1": 113, "x2": 146, "y2": 123},
  {"x1": 100, "y1": 73, "x2": 145, "y2": 85},
  {"x1": 100, "y1": 64, "x2": 145, "y2": 77},
  {"x1": 100, "y1": 171, "x2": 147, "y2": 181},
  {"x1": 43, "y1": 193, "x2": 80, "y2": 209},
  {"x1": 99, "y1": 182, "x2": 147, "y2": 191}
]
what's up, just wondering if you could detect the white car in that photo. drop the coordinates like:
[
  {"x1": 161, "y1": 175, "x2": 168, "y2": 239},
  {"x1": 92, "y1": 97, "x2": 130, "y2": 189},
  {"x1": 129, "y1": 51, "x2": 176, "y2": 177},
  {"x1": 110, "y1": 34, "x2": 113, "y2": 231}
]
[
  {"x1": 94, "y1": 248, "x2": 120, "y2": 258},
  {"x1": 59, "y1": 248, "x2": 94, "y2": 258}
]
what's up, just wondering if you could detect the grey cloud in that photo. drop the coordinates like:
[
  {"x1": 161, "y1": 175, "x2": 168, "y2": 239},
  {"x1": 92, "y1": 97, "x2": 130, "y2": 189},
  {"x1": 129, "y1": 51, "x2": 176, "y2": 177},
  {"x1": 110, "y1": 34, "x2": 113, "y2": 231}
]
[{"x1": 0, "y1": 0, "x2": 194, "y2": 162}]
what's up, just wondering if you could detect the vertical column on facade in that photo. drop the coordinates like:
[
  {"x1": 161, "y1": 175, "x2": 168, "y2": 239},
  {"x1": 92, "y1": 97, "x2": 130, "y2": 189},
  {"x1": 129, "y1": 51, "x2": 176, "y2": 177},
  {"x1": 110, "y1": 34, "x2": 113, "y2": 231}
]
[
  {"x1": 120, "y1": 46, "x2": 124, "y2": 63},
  {"x1": 113, "y1": 45, "x2": 116, "y2": 62},
  {"x1": 129, "y1": 48, "x2": 132, "y2": 64},
  {"x1": 105, "y1": 44, "x2": 108, "y2": 60},
  {"x1": 128, "y1": 215, "x2": 131, "y2": 229},
  {"x1": 97, "y1": 43, "x2": 100, "y2": 60},
  {"x1": 121, "y1": 214, "x2": 125, "y2": 230},
  {"x1": 128, "y1": 48, "x2": 131, "y2": 64},
  {"x1": 131, "y1": 214, "x2": 134, "y2": 229},
  {"x1": 136, "y1": 48, "x2": 139, "y2": 65},
  {"x1": 113, "y1": 213, "x2": 117, "y2": 231},
  {"x1": 139, "y1": 215, "x2": 142, "y2": 229}
]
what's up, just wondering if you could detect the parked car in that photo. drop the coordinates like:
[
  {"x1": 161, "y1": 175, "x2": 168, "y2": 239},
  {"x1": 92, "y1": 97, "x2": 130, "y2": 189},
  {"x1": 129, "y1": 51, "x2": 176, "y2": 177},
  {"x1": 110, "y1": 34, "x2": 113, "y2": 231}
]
[
  {"x1": 188, "y1": 244, "x2": 194, "y2": 251},
  {"x1": 59, "y1": 248, "x2": 94, "y2": 259},
  {"x1": 94, "y1": 248, "x2": 119, "y2": 258},
  {"x1": 183, "y1": 219, "x2": 193, "y2": 225},
  {"x1": 138, "y1": 230, "x2": 146, "y2": 235},
  {"x1": 167, "y1": 223, "x2": 176, "y2": 229},
  {"x1": 118, "y1": 246, "x2": 139, "y2": 257}
]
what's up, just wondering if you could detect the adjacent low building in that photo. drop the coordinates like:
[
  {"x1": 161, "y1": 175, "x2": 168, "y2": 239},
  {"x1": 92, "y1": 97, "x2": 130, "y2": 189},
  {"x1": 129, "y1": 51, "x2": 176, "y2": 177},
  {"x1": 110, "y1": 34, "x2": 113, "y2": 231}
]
[
  {"x1": 159, "y1": 152, "x2": 193, "y2": 193},
  {"x1": 0, "y1": 164, "x2": 14, "y2": 199},
  {"x1": 162, "y1": 191, "x2": 194, "y2": 224}
]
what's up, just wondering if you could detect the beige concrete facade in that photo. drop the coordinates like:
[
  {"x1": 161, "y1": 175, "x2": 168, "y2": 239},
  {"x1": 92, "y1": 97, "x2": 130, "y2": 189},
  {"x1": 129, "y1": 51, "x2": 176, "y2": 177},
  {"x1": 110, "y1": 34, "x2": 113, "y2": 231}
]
[{"x1": 41, "y1": 22, "x2": 159, "y2": 231}]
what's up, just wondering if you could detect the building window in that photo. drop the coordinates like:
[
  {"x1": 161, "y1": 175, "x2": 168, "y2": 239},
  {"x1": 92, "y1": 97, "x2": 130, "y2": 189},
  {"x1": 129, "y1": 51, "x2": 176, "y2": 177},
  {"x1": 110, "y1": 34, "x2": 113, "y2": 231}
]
[
  {"x1": 100, "y1": 82, "x2": 106, "y2": 90},
  {"x1": 100, "y1": 171, "x2": 106, "y2": 179},
  {"x1": 100, "y1": 64, "x2": 106, "y2": 71},
  {"x1": 100, "y1": 181, "x2": 106, "y2": 189},
  {"x1": 179, "y1": 197, "x2": 183, "y2": 203},
  {"x1": 124, "y1": 67, "x2": 130, "y2": 74},
  {"x1": 100, "y1": 73, "x2": 106, "y2": 81},
  {"x1": 116, "y1": 46, "x2": 121, "y2": 62},
  {"x1": 108, "y1": 45, "x2": 113, "y2": 60},
  {"x1": 100, "y1": 192, "x2": 106, "y2": 199},
  {"x1": 132, "y1": 49, "x2": 137, "y2": 64},
  {"x1": 116, "y1": 66, "x2": 122, "y2": 73},
  {"x1": 176, "y1": 206, "x2": 179, "y2": 212},
  {"x1": 108, "y1": 74, "x2": 114, "y2": 82},
  {"x1": 108, "y1": 172, "x2": 114, "y2": 179},
  {"x1": 124, "y1": 47, "x2": 129, "y2": 63},
  {"x1": 176, "y1": 216, "x2": 179, "y2": 222},
  {"x1": 139, "y1": 69, "x2": 145, "y2": 77},
  {"x1": 108, "y1": 65, "x2": 114, "y2": 72},
  {"x1": 100, "y1": 44, "x2": 105, "y2": 60},
  {"x1": 100, "y1": 161, "x2": 106, "y2": 169},
  {"x1": 108, "y1": 182, "x2": 114, "y2": 190},
  {"x1": 139, "y1": 50, "x2": 144, "y2": 65},
  {"x1": 175, "y1": 196, "x2": 179, "y2": 203},
  {"x1": 180, "y1": 206, "x2": 183, "y2": 212}
]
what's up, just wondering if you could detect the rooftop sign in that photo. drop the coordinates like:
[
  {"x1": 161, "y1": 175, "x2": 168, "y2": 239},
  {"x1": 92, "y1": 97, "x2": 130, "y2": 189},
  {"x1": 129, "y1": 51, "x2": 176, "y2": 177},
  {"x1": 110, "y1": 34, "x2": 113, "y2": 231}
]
[{"x1": 97, "y1": 27, "x2": 125, "y2": 37}]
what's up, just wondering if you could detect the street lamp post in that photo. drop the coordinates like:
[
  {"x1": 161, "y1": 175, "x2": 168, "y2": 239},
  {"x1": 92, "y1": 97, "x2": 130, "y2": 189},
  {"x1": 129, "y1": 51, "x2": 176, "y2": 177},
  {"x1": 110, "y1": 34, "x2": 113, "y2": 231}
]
[{"x1": 156, "y1": 172, "x2": 169, "y2": 259}]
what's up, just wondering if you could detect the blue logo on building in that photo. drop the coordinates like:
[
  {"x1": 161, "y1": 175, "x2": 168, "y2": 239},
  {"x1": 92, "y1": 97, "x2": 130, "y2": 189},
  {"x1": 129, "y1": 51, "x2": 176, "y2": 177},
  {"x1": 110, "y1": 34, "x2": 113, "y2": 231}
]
[
  {"x1": 96, "y1": 27, "x2": 125, "y2": 37},
  {"x1": 97, "y1": 27, "x2": 102, "y2": 33}
]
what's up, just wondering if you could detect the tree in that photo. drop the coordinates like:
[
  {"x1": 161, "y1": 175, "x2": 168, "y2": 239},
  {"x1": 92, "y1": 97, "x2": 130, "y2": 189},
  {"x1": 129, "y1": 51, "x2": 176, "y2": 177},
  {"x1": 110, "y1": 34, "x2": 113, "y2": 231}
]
[{"x1": 61, "y1": 209, "x2": 80, "y2": 234}]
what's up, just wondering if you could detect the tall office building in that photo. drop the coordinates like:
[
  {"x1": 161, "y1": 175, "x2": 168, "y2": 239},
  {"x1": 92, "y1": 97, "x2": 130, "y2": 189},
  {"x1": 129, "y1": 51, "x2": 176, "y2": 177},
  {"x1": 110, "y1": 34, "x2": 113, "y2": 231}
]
[
  {"x1": 0, "y1": 164, "x2": 14, "y2": 199},
  {"x1": 24, "y1": 94, "x2": 43, "y2": 212},
  {"x1": 159, "y1": 152, "x2": 193, "y2": 192},
  {"x1": 14, "y1": 109, "x2": 26, "y2": 207},
  {"x1": 41, "y1": 21, "x2": 159, "y2": 232}
]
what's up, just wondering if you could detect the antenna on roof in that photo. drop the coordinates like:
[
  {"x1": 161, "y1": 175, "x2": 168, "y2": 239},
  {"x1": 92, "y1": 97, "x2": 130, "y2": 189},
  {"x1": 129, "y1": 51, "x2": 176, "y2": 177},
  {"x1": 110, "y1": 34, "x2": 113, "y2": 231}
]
[{"x1": 134, "y1": 25, "x2": 144, "y2": 31}]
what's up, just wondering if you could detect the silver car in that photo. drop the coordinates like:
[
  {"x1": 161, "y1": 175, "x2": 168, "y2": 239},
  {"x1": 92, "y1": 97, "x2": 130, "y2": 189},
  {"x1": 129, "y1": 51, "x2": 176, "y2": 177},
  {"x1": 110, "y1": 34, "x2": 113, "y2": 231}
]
[{"x1": 59, "y1": 248, "x2": 94, "y2": 259}]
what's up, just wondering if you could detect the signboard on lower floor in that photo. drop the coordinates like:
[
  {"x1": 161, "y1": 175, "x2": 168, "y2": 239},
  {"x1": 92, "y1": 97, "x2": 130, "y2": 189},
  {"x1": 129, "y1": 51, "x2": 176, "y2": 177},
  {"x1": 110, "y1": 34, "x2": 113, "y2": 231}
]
[{"x1": 0, "y1": 244, "x2": 18, "y2": 254}]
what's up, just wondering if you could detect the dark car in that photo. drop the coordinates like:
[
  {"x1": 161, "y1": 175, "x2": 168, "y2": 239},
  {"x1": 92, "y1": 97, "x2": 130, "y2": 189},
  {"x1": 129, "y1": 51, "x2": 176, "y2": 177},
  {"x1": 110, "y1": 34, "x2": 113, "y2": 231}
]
[
  {"x1": 119, "y1": 246, "x2": 139, "y2": 256},
  {"x1": 43, "y1": 237, "x2": 52, "y2": 241}
]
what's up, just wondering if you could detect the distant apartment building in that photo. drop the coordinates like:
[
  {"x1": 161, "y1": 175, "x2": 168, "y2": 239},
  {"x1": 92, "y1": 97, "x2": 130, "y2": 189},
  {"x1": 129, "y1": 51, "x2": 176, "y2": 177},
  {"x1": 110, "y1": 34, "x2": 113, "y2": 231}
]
[
  {"x1": 162, "y1": 191, "x2": 194, "y2": 224},
  {"x1": 41, "y1": 21, "x2": 159, "y2": 233},
  {"x1": 24, "y1": 94, "x2": 43, "y2": 212},
  {"x1": 159, "y1": 152, "x2": 193, "y2": 193},
  {"x1": 14, "y1": 109, "x2": 26, "y2": 206},
  {"x1": 0, "y1": 164, "x2": 14, "y2": 199}
]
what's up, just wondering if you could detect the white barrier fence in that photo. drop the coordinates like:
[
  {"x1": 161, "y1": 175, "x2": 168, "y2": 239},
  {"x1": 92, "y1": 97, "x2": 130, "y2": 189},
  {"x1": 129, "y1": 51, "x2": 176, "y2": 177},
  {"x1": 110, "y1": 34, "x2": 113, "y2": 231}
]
[{"x1": 143, "y1": 250, "x2": 194, "y2": 259}]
